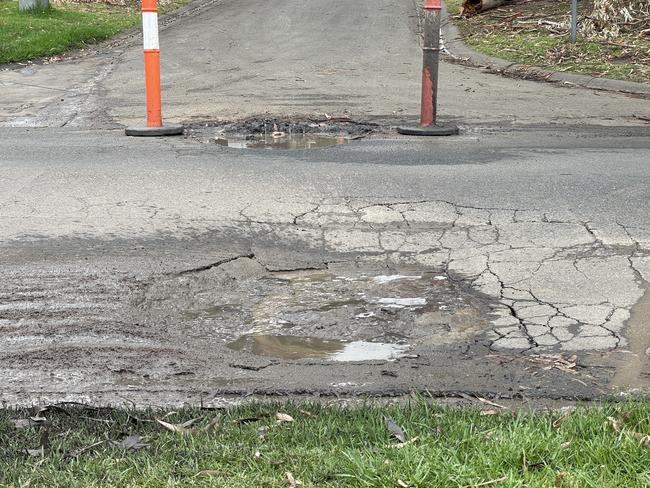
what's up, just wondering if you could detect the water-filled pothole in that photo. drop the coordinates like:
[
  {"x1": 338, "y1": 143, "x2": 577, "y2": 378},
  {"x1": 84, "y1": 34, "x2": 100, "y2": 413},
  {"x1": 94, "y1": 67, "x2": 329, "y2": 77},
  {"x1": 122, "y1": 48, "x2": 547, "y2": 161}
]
[
  {"x1": 184, "y1": 117, "x2": 375, "y2": 148},
  {"x1": 227, "y1": 334, "x2": 409, "y2": 361},
  {"x1": 214, "y1": 134, "x2": 348, "y2": 150},
  {"x1": 143, "y1": 261, "x2": 494, "y2": 359}
]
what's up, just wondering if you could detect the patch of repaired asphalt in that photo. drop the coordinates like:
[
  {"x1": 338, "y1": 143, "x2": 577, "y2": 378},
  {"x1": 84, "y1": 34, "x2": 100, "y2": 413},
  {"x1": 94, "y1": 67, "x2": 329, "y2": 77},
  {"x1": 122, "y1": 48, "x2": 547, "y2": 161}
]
[{"x1": 1, "y1": 197, "x2": 649, "y2": 406}]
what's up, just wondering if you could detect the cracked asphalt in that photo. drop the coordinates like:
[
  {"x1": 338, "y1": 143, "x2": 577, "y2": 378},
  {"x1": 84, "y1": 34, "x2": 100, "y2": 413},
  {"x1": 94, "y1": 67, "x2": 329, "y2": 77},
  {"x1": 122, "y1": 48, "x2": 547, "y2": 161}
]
[{"x1": 1, "y1": 0, "x2": 650, "y2": 406}]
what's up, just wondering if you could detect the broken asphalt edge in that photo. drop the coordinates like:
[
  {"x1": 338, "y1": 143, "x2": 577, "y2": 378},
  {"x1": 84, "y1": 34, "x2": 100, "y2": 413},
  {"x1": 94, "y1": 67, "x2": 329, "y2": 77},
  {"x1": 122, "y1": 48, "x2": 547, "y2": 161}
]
[{"x1": 440, "y1": 3, "x2": 650, "y2": 98}]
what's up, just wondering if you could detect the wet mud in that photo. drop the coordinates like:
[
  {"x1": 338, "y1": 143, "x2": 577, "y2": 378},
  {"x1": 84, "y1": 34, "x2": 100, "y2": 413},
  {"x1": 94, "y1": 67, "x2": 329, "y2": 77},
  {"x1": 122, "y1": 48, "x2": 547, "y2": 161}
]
[
  {"x1": 611, "y1": 280, "x2": 650, "y2": 391},
  {"x1": 0, "y1": 226, "x2": 617, "y2": 406},
  {"x1": 138, "y1": 260, "x2": 493, "y2": 353}
]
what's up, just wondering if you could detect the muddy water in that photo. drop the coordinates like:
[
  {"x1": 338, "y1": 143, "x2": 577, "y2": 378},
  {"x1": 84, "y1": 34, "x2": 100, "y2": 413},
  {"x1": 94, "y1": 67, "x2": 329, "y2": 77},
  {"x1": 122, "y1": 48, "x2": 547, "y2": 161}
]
[
  {"x1": 214, "y1": 134, "x2": 348, "y2": 150},
  {"x1": 136, "y1": 261, "x2": 494, "y2": 355},
  {"x1": 228, "y1": 334, "x2": 409, "y2": 361},
  {"x1": 612, "y1": 280, "x2": 650, "y2": 390}
]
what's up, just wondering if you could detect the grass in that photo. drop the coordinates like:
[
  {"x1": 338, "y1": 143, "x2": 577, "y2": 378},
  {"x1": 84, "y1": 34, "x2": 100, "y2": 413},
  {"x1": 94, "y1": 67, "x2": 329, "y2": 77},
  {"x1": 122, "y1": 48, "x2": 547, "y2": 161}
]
[
  {"x1": 445, "y1": 0, "x2": 650, "y2": 83},
  {"x1": 0, "y1": 0, "x2": 189, "y2": 64},
  {"x1": 1, "y1": 401, "x2": 650, "y2": 487}
]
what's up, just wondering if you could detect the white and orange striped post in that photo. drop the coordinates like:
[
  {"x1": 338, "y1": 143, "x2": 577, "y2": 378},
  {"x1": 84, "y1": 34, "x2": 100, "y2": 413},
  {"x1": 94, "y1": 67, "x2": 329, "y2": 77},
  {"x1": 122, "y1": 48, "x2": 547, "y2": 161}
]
[{"x1": 125, "y1": 0, "x2": 183, "y2": 136}]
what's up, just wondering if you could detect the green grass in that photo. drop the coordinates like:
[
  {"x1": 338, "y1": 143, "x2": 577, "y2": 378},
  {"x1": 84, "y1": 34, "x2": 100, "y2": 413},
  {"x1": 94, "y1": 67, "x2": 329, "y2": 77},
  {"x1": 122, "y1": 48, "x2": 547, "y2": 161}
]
[
  {"x1": 0, "y1": 0, "x2": 189, "y2": 64},
  {"x1": 1, "y1": 401, "x2": 650, "y2": 487},
  {"x1": 445, "y1": 0, "x2": 650, "y2": 83}
]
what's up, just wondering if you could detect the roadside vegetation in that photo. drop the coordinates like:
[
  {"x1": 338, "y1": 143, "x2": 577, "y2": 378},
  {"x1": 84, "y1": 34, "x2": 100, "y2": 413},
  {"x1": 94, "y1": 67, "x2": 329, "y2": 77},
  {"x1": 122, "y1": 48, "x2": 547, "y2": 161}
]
[
  {"x1": 446, "y1": 0, "x2": 650, "y2": 83},
  {"x1": 1, "y1": 400, "x2": 649, "y2": 487},
  {"x1": 0, "y1": 0, "x2": 188, "y2": 65}
]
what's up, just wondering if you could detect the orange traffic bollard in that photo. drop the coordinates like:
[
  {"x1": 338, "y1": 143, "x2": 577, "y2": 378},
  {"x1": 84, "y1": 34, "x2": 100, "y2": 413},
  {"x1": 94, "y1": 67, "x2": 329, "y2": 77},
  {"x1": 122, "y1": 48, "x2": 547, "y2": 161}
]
[
  {"x1": 398, "y1": 0, "x2": 458, "y2": 136},
  {"x1": 126, "y1": 0, "x2": 183, "y2": 136}
]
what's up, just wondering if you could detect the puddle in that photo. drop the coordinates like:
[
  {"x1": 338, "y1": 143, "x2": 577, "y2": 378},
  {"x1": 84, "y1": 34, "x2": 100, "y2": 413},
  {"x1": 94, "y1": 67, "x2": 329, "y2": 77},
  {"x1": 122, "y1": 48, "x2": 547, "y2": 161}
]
[
  {"x1": 215, "y1": 134, "x2": 348, "y2": 150},
  {"x1": 227, "y1": 334, "x2": 409, "y2": 361},
  {"x1": 182, "y1": 304, "x2": 241, "y2": 320},
  {"x1": 612, "y1": 280, "x2": 650, "y2": 390},
  {"x1": 373, "y1": 275, "x2": 422, "y2": 284},
  {"x1": 376, "y1": 297, "x2": 427, "y2": 307},
  {"x1": 272, "y1": 271, "x2": 334, "y2": 283},
  {"x1": 150, "y1": 264, "x2": 492, "y2": 359},
  {"x1": 318, "y1": 298, "x2": 366, "y2": 311}
]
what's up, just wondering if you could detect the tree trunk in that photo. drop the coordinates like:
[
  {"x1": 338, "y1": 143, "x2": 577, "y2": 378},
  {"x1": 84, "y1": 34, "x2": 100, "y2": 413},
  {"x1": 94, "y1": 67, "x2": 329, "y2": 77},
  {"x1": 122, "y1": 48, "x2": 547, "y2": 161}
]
[
  {"x1": 19, "y1": 0, "x2": 49, "y2": 11},
  {"x1": 460, "y1": 0, "x2": 507, "y2": 18}
]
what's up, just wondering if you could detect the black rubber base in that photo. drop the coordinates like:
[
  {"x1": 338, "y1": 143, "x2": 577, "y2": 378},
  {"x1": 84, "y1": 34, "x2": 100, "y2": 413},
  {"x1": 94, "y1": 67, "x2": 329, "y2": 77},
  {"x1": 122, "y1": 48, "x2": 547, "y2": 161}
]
[
  {"x1": 125, "y1": 124, "x2": 184, "y2": 137},
  {"x1": 397, "y1": 125, "x2": 459, "y2": 136}
]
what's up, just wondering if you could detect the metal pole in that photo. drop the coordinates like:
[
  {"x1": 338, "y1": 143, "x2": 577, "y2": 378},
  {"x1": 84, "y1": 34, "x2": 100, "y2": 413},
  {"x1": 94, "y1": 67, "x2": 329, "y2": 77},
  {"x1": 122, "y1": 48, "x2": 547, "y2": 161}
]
[
  {"x1": 420, "y1": 0, "x2": 441, "y2": 127},
  {"x1": 571, "y1": 0, "x2": 577, "y2": 44},
  {"x1": 397, "y1": 0, "x2": 458, "y2": 136}
]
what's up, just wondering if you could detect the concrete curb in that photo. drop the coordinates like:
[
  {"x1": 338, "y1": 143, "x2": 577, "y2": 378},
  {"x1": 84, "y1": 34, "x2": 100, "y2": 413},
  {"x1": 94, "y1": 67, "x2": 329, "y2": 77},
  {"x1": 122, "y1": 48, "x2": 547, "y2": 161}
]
[{"x1": 440, "y1": 3, "x2": 650, "y2": 97}]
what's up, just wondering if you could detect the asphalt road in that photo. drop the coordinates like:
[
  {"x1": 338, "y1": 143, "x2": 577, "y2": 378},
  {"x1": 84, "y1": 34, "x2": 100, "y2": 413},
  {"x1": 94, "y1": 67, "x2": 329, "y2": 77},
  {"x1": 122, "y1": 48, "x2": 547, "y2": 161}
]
[
  {"x1": 1, "y1": 0, "x2": 648, "y2": 128},
  {"x1": 0, "y1": 0, "x2": 649, "y2": 406}
]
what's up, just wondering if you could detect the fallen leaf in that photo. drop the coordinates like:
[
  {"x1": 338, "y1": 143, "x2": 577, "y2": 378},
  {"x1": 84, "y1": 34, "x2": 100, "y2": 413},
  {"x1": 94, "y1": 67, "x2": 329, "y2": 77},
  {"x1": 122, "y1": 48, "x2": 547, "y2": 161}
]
[
  {"x1": 481, "y1": 409, "x2": 499, "y2": 416},
  {"x1": 464, "y1": 475, "x2": 508, "y2": 487},
  {"x1": 11, "y1": 419, "x2": 32, "y2": 429},
  {"x1": 285, "y1": 471, "x2": 302, "y2": 487},
  {"x1": 384, "y1": 416, "x2": 406, "y2": 443},
  {"x1": 560, "y1": 441, "x2": 571, "y2": 449},
  {"x1": 11, "y1": 417, "x2": 48, "y2": 430},
  {"x1": 607, "y1": 413, "x2": 650, "y2": 446},
  {"x1": 276, "y1": 413, "x2": 295, "y2": 423},
  {"x1": 388, "y1": 436, "x2": 419, "y2": 449},
  {"x1": 555, "y1": 471, "x2": 570, "y2": 485},
  {"x1": 608, "y1": 413, "x2": 629, "y2": 433},
  {"x1": 476, "y1": 397, "x2": 508, "y2": 409},
  {"x1": 114, "y1": 434, "x2": 148, "y2": 451},
  {"x1": 298, "y1": 409, "x2": 314, "y2": 417},
  {"x1": 155, "y1": 417, "x2": 200, "y2": 434},
  {"x1": 397, "y1": 480, "x2": 410, "y2": 488},
  {"x1": 553, "y1": 409, "x2": 575, "y2": 429},
  {"x1": 196, "y1": 470, "x2": 225, "y2": 477},
  {"x1": 258, "y1": 426, "x2": 269, "y2": 441},
  {"x1": 204, "y1": 416, "x2": 221, "y2": 431},
  {"x1": 235, "y1": 417, "x2": 262, "y2": 425},
  {"x1": 65, "y1": 440, "x2": 105, "y2": 459}
]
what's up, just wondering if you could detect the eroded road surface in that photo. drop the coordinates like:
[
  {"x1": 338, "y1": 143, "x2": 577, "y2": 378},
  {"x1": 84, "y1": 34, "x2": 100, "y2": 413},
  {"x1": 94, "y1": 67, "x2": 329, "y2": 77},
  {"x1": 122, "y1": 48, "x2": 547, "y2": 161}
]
[
  {"x1": 2, "y1": 127, "x2": 650, "y2": 406},
  {"x1": 1, "y1": 0, "x2": 650, "y2": 406}
]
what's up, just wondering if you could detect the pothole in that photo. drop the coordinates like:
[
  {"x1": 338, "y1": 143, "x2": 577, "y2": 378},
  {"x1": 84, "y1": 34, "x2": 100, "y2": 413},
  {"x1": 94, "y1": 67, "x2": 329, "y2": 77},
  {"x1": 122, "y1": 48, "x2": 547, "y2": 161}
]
[
  {"x1": 185, "y1": 117, "x2": 376, "y2": 148},
  {"x1": 227, "y1": 335, "x2": 409, "y2": 361},
  {"x1": 214, "y1": 134, "x2": 348, "y2": 150},
  {"x1": 139, "y1": 259, "x2": 496, "y2": 361}
]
